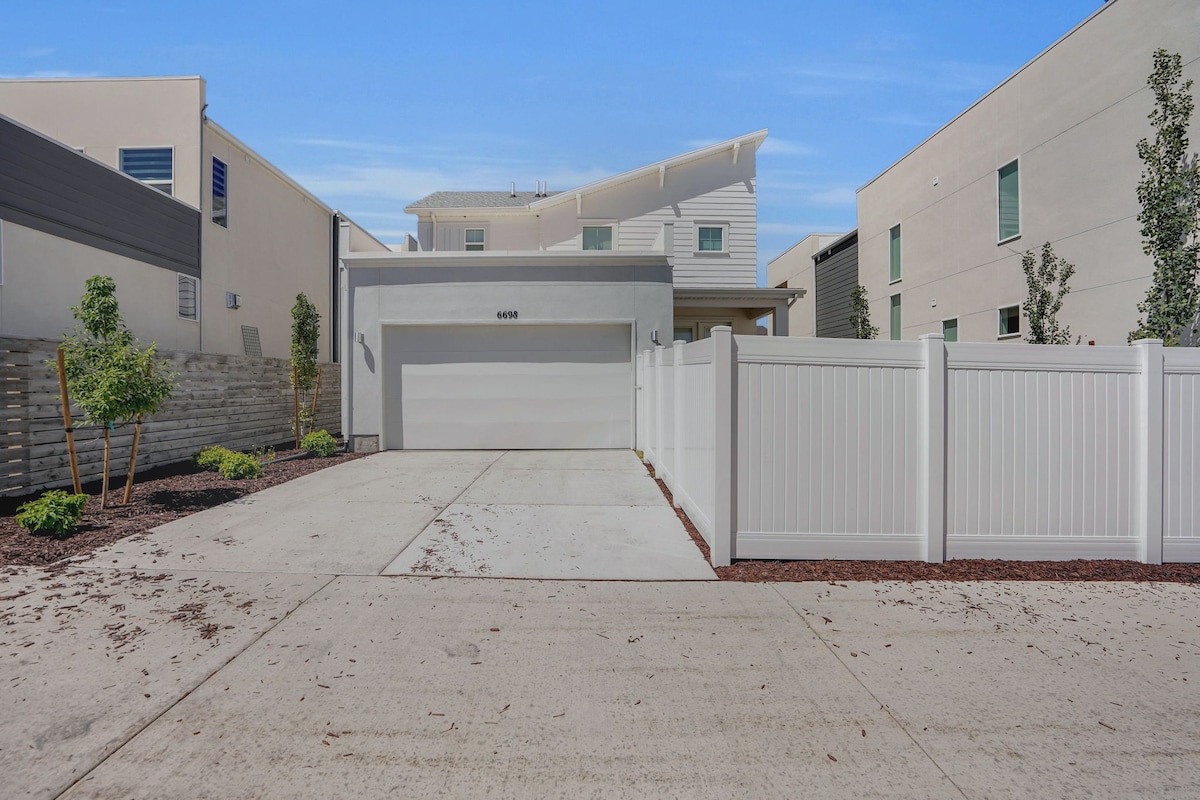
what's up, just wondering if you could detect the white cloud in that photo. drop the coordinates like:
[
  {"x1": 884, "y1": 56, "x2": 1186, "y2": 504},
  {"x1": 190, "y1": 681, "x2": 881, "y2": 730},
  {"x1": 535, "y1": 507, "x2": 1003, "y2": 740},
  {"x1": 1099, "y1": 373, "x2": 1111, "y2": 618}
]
[
  {"x1": 807, "y1": 186, "x2": 858, "y2": 207},
  {"x1": 757, "y1": 138, "x2": 814, "y2": 157}
]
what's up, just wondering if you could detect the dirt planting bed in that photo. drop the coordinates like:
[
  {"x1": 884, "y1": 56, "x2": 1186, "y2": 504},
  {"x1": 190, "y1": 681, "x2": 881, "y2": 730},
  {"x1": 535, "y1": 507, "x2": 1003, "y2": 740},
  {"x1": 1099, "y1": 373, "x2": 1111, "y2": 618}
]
[
  {"x1": 648, "y1": 465, "x2": 1200, "y2": 584},
  {"x1": 0, "y1": 449, "x2": 365, "y2": 567}
]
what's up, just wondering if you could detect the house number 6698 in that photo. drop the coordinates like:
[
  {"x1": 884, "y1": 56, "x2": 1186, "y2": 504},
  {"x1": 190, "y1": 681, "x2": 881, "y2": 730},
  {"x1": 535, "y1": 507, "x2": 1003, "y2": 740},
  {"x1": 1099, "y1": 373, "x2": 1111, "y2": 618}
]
[{"x1": 497, "y1": 310, "x2": 519, "y2": 319}]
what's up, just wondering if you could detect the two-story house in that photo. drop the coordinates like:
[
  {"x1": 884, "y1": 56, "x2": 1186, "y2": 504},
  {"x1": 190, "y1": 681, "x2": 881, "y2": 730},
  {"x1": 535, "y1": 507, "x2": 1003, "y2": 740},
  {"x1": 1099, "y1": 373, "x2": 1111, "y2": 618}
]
[{"x1": 339, "y1": 132, "x2": 800, "y2": 451}]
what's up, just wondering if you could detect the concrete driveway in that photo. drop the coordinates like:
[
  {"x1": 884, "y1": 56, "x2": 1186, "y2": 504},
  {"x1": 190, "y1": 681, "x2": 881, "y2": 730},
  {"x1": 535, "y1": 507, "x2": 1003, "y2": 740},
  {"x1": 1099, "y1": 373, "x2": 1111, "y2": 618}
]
[
  {"x1": 94, "y1": 450, "x2": 716, "y2": 581},
  {"x1": 3, "y1": 452, "x2": 1199, "y2": 798}
]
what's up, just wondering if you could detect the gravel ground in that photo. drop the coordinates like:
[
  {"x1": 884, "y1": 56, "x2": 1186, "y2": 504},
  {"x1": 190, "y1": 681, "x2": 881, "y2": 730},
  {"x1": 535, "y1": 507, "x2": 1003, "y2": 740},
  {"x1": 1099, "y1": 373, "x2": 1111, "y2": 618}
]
[{"x1": 0, "y1": 450, "x2": 364, "y2": 567}]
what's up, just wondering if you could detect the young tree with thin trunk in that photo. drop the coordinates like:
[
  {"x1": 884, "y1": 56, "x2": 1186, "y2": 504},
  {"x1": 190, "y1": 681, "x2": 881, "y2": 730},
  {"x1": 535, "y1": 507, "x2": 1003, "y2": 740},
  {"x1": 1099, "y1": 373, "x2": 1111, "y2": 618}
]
[
  {"x1": 848, "y1": 284, "x2": 879, "y2": 340},
  {"x1": 1130, "y1": 49, "x2": 1200, "y2": 345},
  {"x1": 1021, "y1": 242, "x2": 1075, "y2": 345},
  {"x1": 52, "y1": 276, "x2": 176, "y2": 508},
  {"x1": 290, "y1": 292, "x2": 321, "y2": 446}
]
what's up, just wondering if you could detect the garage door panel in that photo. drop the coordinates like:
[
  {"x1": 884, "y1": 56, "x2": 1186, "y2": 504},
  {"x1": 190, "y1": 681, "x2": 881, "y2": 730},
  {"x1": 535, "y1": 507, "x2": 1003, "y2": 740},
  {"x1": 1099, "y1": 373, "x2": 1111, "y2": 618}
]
[{"x1": 384, "y1": 324, "x2": 632, "y2": 450}]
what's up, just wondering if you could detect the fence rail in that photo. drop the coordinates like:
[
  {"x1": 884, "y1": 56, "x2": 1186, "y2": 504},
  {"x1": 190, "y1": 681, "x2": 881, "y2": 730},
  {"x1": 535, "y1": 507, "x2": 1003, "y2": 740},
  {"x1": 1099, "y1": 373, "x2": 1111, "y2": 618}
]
[
  {"x1": 638, "y1": 329, "x2": 1200, "y2": 567},
  {"x1": 0, "y1": 336, "x2": 340, "y2": 498}
]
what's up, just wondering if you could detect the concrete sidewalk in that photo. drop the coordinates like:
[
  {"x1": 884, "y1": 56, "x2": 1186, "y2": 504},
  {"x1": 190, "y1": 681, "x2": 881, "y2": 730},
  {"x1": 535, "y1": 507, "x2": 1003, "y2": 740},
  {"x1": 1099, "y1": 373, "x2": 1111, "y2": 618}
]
[
  {"x1": 94, "y1": 450, "x2": 716, "y2": 581},
  {"x1": 3, "y1": 572, "x2": 1198, "y2": 799}
]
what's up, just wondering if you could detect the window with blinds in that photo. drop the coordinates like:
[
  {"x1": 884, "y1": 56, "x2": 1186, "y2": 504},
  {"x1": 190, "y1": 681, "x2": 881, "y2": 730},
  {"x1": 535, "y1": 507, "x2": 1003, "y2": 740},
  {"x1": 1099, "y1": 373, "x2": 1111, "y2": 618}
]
[
  {"x1": 120, "y1": 147, "x2": 174, "y2": 195},
  {"x1": 178, "y1": 274, "x2": 198, "y2": 321},
  {"x1": 998, "y1": 160, "x2": 1020, "y2": 242},
  {"x1": 212, "y1": 157, "x2": 228, "y2": 227}
]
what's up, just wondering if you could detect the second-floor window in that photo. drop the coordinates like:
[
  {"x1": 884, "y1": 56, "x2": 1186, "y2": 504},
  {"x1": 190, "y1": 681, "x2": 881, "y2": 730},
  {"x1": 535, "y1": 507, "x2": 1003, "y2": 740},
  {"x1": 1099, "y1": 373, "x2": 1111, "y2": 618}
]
[
  {"x1": 582, "y1": 226, "x2": 613, "y2": 250},
  {"x1": 465, "y1": 229, "x2": 485, "y2": 251},
  {"x1": 696, "y1": 224, "x2": 727, "y2": 253},
  {"x1": 998, "y1": 160, "x2": 1020, "y2": 242},
  {"x1": 889, "y1": 224, "x2": 902, "y2": 282},
  {"x1": 120, "y1": 147, "x2": 173, "y2": 195},
  {"x1": 212, "y1": 157, "x2": 228, "y2": 227}
]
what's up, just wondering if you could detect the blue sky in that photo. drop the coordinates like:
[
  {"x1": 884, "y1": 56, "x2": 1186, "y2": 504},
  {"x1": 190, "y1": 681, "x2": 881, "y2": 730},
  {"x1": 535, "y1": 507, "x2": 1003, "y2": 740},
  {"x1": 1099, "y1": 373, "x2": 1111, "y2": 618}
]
[{"x1": 4, "y1": 0, "x2": 1102, "y2": 282}]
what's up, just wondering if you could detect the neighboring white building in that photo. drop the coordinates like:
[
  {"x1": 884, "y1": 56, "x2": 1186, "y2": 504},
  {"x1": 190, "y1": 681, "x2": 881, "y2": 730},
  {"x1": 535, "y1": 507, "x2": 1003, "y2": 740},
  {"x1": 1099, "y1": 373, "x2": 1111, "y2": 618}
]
[
  {"x1": 766, "y1": 232, "x2": 846, "y2": 337},
  {"x1": 853, "y1": 0, "x2": 1200, "y2": 345},
  {"x1": 402, "y1": 132, "x2": 800, "y2": 340},
  {"x1": 0, "y1": 76, "x2": 387, "y2": 361}
]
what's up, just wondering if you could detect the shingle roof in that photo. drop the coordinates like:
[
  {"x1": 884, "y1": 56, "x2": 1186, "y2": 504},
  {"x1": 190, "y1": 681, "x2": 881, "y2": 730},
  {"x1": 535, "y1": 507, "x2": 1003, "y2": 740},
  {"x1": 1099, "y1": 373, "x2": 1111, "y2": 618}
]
[{"x1": 406, "y1": 191, "x2": 561, "y2": 210}]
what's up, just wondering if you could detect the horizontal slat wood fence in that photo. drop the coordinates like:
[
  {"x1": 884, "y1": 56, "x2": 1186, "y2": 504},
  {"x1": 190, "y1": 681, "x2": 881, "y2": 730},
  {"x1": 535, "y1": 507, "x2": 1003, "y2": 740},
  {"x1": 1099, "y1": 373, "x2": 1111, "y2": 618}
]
[{"x1": 0, "y1": 336, "x2": 340, "y2": 498}]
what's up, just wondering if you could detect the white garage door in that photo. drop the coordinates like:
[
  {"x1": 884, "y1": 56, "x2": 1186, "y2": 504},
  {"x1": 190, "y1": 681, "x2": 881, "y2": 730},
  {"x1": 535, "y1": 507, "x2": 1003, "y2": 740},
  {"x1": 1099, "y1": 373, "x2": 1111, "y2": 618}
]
[{"x1": 383, "y1": 324, "x2": 632, "y2": 450}]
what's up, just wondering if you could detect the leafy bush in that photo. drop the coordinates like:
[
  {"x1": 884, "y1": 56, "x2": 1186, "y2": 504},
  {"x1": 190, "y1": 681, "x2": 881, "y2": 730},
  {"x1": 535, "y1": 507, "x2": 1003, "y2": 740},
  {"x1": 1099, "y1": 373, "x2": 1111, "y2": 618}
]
[
  {"x1": 217, "y1": 451, "x2": 263, "y2": 480},
  {"x1": 16, "y1": 490, "x2": 89, "y2": 536},
  {"x1": 196, "y1": 445, "x2": 235, "y2": 472},
  {"x1": 301, "y1": 430, "x2": 338, "y2": 457}
]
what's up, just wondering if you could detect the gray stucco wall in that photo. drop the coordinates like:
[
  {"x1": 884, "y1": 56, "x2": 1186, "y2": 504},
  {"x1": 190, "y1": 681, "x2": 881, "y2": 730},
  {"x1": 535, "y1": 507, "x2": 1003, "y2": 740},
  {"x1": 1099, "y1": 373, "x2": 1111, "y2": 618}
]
[
  {"x1": 814, "y1": 234, "x2": 859, "y2": 338},
  {"x1": 0, "y1": 114, "x2": 200, "y2": 276}
]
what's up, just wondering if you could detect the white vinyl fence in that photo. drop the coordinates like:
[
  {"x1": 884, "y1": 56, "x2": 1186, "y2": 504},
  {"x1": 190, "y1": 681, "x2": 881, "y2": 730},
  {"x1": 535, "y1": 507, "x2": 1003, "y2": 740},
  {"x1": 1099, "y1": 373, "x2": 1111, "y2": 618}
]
[{"x1": 638, "y1": 328, "x2": 1200, "y2": 567}]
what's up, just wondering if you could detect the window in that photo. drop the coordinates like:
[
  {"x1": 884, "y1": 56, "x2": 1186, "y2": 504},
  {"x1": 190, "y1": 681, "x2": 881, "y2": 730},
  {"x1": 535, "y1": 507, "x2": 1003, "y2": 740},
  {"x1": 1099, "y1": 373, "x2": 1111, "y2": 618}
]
[
  {"x1": 178, "y1": 274, "x2": 198, "y2": 321},
  {"x1": 212, "y1": 157, "x2": 228, "y2": 227},
  {"x1": 998, "y1": 305, "x2": 1020, "y2": 338},
  {"x1": 465, "y1": 229, "x2": 485, "y2": 251},
  {"x1": 120, "y1": 147, "x2": 174, "y2": 195},
  {"x1": 582, "y1": 225, "x2": 613, "y2": 251},
  {"x1": 673, "y1": 327, "x2": 695, "y2": 343},
  {"x1": 889, "y1": 294, "x2": 902, "y2": 340},
  {"x1": 695, "y1": 223, "x2": 727, "y2": 253},
  {"x1": 998, "y1": 160, "x2": 1020, "y2": 242},
  {"x1": 942, "y1": 318, "x2": 958, "y2": 342},
  {"x1": 889, "y1": 224, "x2": 902, "y2": 282}
]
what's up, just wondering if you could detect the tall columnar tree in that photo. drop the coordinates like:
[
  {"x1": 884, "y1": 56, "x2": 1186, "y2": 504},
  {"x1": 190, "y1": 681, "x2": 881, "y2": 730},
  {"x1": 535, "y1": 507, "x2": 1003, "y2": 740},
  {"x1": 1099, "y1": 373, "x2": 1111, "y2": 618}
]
[
  {"x1": 1130, "y1": 49, "x2": 1200, "y2": 345},
  {"x1": 848, "y1": 284, "x2": 879, "y2": 340},
  {"x1": 290, "y1": 292, "x2": 321, "y2": 444},
  {"x1": 53, "y1": 276, "x2": 176, "y2": 508},
  {"x1": 1021, "y1": 242, "x2": 1076, "y2": 345}
]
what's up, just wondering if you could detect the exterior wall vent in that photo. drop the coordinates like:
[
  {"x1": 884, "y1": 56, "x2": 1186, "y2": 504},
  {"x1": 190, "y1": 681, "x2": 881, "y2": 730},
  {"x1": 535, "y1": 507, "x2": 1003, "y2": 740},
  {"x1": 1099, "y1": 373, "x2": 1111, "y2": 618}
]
[{"x1": 226, "y1": 292, "x2": 241, "y2": 309}]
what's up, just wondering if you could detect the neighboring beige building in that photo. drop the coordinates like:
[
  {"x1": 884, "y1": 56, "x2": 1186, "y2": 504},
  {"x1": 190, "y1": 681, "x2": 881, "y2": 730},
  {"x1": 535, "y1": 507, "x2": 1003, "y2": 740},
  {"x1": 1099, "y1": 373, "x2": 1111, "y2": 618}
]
[
  {"x1": 402, "y1": 132, "x2": 800, "y2": 339},
  {"x1": 766, "y1": 232, "x2": 844, "y2": 337},
  {"x1": 0, "y1": 76, "x2": 387, "y2": 361},
  {"x1": 856, "y1": 0, "x2": 1200, "y2": 345}
]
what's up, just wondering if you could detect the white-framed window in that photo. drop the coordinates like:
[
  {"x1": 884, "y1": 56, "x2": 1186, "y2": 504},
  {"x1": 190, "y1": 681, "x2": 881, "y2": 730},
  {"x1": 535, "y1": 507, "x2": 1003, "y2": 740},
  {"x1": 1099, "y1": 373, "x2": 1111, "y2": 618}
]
[
  {"x1": 889, "y1": 224, "x2": 902, "y2": 282},
  {"x1": 942, "y1": 317, "x2": 958, "y2": 342},
  {"x1": 178, "y1": 274, "x2": 199, "y2": 321},
  {"x1": 674, "y1": 320, "x2": 732, "y2": 342},
  {"x1": 120, "y1": 147, "x2": 174, "y2": 195},
  {"x1": 581, "y1": 225, "x2": 615, "y2": 251},
  {"x1": 889, "y1": 294, "x2": 902, "y2": 340},
  {"x1": 998, "y1": 159, "x2": 1020, "y2": 243},
  {"x1": 212, "y1": 156, "x2": 228, "y2": 227},
  {"x1": 465, "y1": 228, "x2": 485, "y2": 251},
  {"x1": 694, "y1": 222, "x2": 728, "y2": 254},
  {"x1": 998, "y1": 304, "x2": 1021, "y2": 338}
]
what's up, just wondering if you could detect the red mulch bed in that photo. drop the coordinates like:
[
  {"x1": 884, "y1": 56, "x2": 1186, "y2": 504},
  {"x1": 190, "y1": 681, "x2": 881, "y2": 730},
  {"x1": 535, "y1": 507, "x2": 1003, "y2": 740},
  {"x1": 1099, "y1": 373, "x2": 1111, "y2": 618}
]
[
  {"x1": 0, "y1": 449, "x2": 365, "y2": 567},
  {"x1": 647, "y1": 464, "x2": 1200, "y2": 584}
]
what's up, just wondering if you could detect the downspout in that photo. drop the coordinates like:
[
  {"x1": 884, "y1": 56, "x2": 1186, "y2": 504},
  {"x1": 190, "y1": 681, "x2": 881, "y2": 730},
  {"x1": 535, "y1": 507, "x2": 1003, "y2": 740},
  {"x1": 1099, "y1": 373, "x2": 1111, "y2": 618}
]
[
  {"x1": 330, "y1": 212, "x2": 340, "y2": 363},
  {"x1": 338, "y1": 218, "x2": 353, "y2": 447},
  {"x1": 198, "y1": 106, "x2": 207, "y2": 353}
]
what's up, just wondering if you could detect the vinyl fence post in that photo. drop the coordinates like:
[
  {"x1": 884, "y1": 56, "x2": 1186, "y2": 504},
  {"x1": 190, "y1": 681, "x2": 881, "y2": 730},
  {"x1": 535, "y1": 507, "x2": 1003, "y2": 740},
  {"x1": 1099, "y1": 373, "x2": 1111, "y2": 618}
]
[
  {"x1": 711, "y1": 326, "x2": 735, "y2": 568},
  {"x1": 919, "y1": 334, "x2": 946, "y2": 563},
  {"x1": 1134, "y1": 338, "x2": 1164, "y2": 565},
  {"x1": 672, "y1": 339, "x2": 686, "y2": 508},
  {"x1": 654, "y1": 345, "x2": 666, "y2": 473}
]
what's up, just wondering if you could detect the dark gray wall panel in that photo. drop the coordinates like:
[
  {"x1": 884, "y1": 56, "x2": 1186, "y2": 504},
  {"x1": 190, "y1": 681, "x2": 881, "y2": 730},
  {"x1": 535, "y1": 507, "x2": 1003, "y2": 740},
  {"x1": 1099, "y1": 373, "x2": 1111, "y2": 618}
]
[
  {"x1": 814, "y1": 236, "x2": 859, "y2": 338},
  {"x1": 0, "y1": 116, "x2": 200, "y2": 276}
]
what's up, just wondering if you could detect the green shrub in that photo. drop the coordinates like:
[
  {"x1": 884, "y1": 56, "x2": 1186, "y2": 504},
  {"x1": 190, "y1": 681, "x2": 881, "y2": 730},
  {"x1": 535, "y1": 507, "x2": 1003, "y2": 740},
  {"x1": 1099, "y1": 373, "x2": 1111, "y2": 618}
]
[
  {"x1": 196, "y1": 445, "x2": 234, "y2": 472},
  {"x1": 217, "y1": 451, "x2": 263, "y2": 480},
  {"x1": 301, "y1": 429, "x2": 338, "y2": 457},
  {"x1": 16, "y1": 490, "x2": 89, "y2": 536}
]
